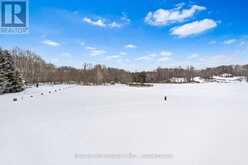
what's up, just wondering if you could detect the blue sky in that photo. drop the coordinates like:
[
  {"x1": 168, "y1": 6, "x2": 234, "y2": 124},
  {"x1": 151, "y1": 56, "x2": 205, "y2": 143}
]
[{"x1": 1, "y1": 0, "x2": 248, "y2": 71}]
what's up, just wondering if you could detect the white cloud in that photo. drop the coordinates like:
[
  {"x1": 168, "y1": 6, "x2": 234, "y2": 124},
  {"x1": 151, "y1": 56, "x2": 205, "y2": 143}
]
[
  {"x1": 83, "y1": 16, "x2": 130, "y2": 28},
  {"x1": 158, "y1": 56, "x2": 170, "y2": 62},
  {"x1": 106, "y1": 55, "x2": 121, "y2": 59},
  {"x1": 175, "y1": 3, "x2": 185, "y2": 9},
  {"x1": 160, "y1": 51, "x2": 173, "y2": 57},
  {"x1": 145, "y1": 5, "x2": 206, "y2": 26},
  {"x1": 224, "y1": 39, "x2": 237, "y2": 44},
  {"x1": 121, "y1": 13, "x2": 131, "y2": 23},
  {"x1": 85, "y1": 46, "x2": 97, "y2": 50},
  {"x1": 84, "y1": 46, "x2": 106, "y2": 56},
  {"x1": 187, "y1": 53, "x2": 199, "y2": 59},
  {"x1": 170, "y1": 19, "x2": 217, "y2": 37},
  {"x1": 135, "y1": 51, "x2": 173, "y2": 61},
  {"x1": 109, "y1": 22, "x2": 122, "y2": 28},
  {"x1": 158, "y1": 51, "x2": 172, "y2": 62},
  {"x1": 89, "y1": 49, "x2": 106, "y2": 56},
  {"x1": 83, "y1": 17, "x2": 106, "y2": 27},
  {"x1": 42, "y1": 40, "x2": 61, "y2": 47},
  {"x1": 125, "y1": 44, "x2": 137, "y2": 49},
  {"x1": 119, "y1": 52, "x2": 127, "y2": 55}
]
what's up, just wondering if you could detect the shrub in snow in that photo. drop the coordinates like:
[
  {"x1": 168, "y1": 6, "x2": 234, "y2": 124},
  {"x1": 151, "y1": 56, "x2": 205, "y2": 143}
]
[{"x1": 0, "y1": 50, "x2": 24, "y2": 94}]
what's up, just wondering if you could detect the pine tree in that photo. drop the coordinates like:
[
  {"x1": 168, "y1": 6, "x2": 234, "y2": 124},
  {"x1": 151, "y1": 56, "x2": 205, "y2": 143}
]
[{"x1": 0, "y1": 49, "x2": 24, "y2": 94}]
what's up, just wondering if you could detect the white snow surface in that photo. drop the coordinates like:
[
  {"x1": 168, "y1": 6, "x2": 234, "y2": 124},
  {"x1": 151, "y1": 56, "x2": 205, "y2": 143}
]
[{"x1": 1, "y1": 83, "x2": 248, "y2": 165}]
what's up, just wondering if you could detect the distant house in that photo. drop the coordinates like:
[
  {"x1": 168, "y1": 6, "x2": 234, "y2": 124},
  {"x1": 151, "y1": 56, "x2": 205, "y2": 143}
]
[
  {"x1": 170, "y1": 77, "x2": 187, "y2": 83},
  {"x1": 220, "y1": 73, "x2": 233, "y2": 78}
]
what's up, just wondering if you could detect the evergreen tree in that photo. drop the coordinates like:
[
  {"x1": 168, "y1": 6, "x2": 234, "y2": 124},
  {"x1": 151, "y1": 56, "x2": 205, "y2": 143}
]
[{"x1": 0, "y1": 49, "x2": 24, "y2": 94}]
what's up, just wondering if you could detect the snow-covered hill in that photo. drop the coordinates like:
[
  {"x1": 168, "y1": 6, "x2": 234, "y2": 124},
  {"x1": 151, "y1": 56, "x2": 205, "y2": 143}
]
[{"x1": 1, "y1": 83, "x2": 248, "y2": 165}]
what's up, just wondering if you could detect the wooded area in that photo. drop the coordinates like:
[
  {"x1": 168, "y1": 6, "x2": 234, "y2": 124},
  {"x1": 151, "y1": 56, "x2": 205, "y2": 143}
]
[{"x1": 1, "y1": 48, "x2": 248, "y2": 90}]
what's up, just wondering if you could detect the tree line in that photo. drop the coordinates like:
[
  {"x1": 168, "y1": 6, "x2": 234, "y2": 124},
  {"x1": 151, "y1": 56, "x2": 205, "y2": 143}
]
[
  {"x1": 10, "y1": 48, "x2": 132, "y2": 85},
  {"x1": 2, "y1": 47, "x2": 248, "y2": 85}
]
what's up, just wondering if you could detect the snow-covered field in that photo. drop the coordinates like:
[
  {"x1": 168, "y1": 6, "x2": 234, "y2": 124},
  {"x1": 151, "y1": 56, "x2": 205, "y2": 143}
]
[{"x1": 1, "y1": 83, "x2": 248, "y2": 165}]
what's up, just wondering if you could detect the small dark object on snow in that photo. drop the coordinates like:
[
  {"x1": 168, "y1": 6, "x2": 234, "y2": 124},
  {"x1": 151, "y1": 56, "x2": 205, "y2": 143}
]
[
  {"x1": 164, "y1": 96, "x2": 167, "y2": 102},
  {"x1": 30, "y1": 95, "x2": 33, "y2": 98},
  {"x1": 41, "y1": 93, "x2": 44, "y2": 95},
  {"x1": 55, "y1": 90, "x2": 57, "y2": 92},
  {"x1": 13, "y1": 98, "x2": 17, "y2": 102},
  {"x1": 49, "y1": 91, "x2": 51, "y2": 94},
  {"x1": 36, "y1": 83, "x2": 39, "y2": 88}
]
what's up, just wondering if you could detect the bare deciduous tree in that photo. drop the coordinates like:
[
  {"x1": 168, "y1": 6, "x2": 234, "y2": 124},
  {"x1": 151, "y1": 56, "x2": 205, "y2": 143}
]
[{"x1": 1, "y1": 47, "x2": 248, "y2": 85}]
